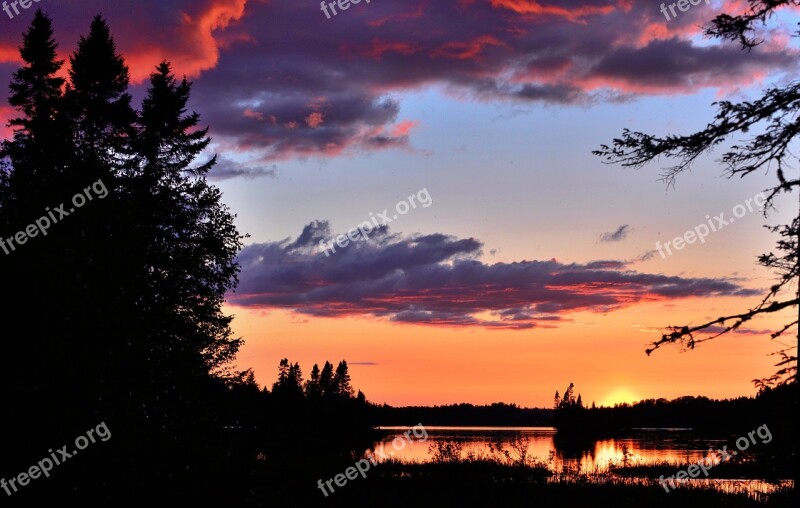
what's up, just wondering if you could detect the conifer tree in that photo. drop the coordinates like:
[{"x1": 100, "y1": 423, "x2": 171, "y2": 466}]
[
  {"x1": 305, "y1": 363, "x2": 322, "y2": 399},
  {"x1": 334, "y1": 360, "x2": 354, "y2": 398},
  {"x1": 1, "y1": 13, "x2": 247, "y2": 502},
  {"x1": 320, "y1": 360, "x2": 334, "y2": 397},
  {"x1": 66, "y1": 14, "x2": 135, "y2": 169},
  {"x1": 2, "y1": 9, "x2": 67, "y2": 203}
]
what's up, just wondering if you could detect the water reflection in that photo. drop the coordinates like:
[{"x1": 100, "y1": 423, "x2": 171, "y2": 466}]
[
  {"x1": 374, "y1": 426, "x2": 722, "y2": 470},
  {"x1": 372, "y1": 426, "x2": 791, "y2": 498}
]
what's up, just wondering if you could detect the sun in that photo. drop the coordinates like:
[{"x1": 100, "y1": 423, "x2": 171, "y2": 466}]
[{"x1": 601, "y1": 388, "x2": 640, "y2": 407}]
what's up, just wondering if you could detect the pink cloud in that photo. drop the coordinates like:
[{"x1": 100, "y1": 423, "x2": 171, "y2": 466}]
[{"x1": 305, "y1": 111, "x2": 324, "y2": 128}]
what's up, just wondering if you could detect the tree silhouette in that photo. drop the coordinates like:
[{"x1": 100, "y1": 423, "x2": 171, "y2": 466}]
[
  {"x1": 0, "y1": 11, "x2": 246, "y2": 502},
  {"x1": 4, "y1": 10, "x2": 66, "y2": 189},
  {"x1": 289, "y1": 362, "x2": 304, "y2": 390},
  {"x1": 276, "y1": 358, "x2": 290, "y2": 386},
  {"x1": 561, "y1": 382, "x2": 575, "y2": 408},
  {"x1": 554, "y1": 383, "x2": 586, "y2": 410},
  {"x1": 595, "y1": 0, "x2": 798, "y2": 388},
  {"x1": 305, "y1": 363, "x2": 324, "y2": 400},
  {"x1": 273, "y1": 358, "x2": 305, "y2": 400},
  {"x1": 334, "y1": 359, "x2": 354, "y2": 397},
  {"x1": 66, "y1": 14, "x2": 136, "y2": 166},
  {"x1": 320, "y1": 360, "x2": 334, "y2": 397},
  {"x1": 138, "y1": 60, "x2": 243, "y2": 375}
]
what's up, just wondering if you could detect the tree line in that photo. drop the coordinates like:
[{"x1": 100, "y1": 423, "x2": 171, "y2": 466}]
[{"x1": 0, "y1": 10, "x2": 247, "y2": 504}]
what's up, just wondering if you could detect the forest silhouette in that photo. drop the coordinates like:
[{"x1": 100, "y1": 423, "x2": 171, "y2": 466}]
[{"x1": 0, "y1": 9, "x2": 249, "y2": 503}]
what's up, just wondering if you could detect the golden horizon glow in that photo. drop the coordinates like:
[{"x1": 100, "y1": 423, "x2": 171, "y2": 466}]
[
  {"x1": 227, "y1": 287, "x2": 789, "y2": 407},
  {"x1": 600, "y1": 388, "x2": 640, "y2": 408}
]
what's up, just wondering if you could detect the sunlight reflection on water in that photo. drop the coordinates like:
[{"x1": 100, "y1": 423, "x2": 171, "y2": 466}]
[{"x1": 372, "y1": 426, "x2": 792, "y2": 499}]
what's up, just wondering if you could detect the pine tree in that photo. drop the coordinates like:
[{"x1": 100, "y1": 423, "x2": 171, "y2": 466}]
[
  {"x1": 320, "y1": 361, "x2": 334, "y2": 397},
  {"x1": 275, "y1": 358, "x2": 290, "y2": 389},
  {"x1": 305, "y1": 363, "x2": 322, "y2": 399},
  {"x1": 288, "y1": 362, "x2": 304, "y2": 389},
  {"x1": 66, "y1": 14, "x2": 136, "y2": 169},
  {"x1": 2, "y1": 9, "x2": 68, "y2": 203},
  {"x1": 136, "y1": 61, "x2": 243, "y2": 380},
  {"x1": 563, "y1": 383, "x2": 575, "y2": 407},
  {"x1": 1, "y1": 14, "x2": 248, "y2": 501},
  {"x1": 334, "y1": 360, "x2": 354, "y2": 398},
  {"x1": 0, "y1": 10, "x2": 74, "y2": 469},
  {"x1": 56, "y1": 15, "x2": 139, "y2": 380}
]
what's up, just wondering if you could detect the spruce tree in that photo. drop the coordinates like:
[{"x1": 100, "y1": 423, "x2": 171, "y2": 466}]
[
  {"x1": 305, "y1": 363, "x2": 322, "y2": 399},
  {"x1": 0, "y1": 9, "x2": 72, "y2": 472},
  {"x1": 334, "y1": 360, "x2": 354, "y2": 398},
  {"x1": 137, "y1": 61, "x2": 243, "y2": 381},
  {"x1": 1, "y1": 14, "x2": 247, "y2": 503},
  {"x1": 320, "y1": 360, "x2": 334, "y2": 397},
  {"x1": 3, "y1": 9, "x2": 67, "y2": 203},
  {"x1": 66, "y1": 14, "x2": 136, "y2": 169}
]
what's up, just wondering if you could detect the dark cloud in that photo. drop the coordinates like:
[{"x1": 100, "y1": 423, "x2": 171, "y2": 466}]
[
  {"x1": 194, "y1": 0, "x2": 797, "y2": 166},
  {"x1": 1, "y1": 0, "x2": 796, "y2": 171},
  {"x1": 209, "y1": 155, "x2": 276, "y2": 181},
  {"x1": 701, "y1": 325, "x2": 774, "y2": 336},
  {"x1": 600, "y1": 224, "x2": 631, "y2": 242},
  {"x1": 227, "y1": 222, "x2": 760, "y2": 330},
  {"x1": 636, "y1": 250, "x2": 658, "y2": 262}
]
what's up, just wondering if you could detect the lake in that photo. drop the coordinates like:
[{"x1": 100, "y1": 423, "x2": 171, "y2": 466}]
[{"x1": 372, "y1": 426, "x2": 791, "y2": 499}]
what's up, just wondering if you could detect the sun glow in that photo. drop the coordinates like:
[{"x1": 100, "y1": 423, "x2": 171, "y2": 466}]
[{"x1": 601, "y1": 389, "x2": 640, "y2": 407}]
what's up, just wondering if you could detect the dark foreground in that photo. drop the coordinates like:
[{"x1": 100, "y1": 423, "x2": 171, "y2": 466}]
[{"x1": 253, "y1": 460, "x2": 795, "y2": 508}]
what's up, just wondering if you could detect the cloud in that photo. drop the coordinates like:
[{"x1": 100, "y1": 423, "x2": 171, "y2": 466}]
[
  {"x1": 227, "y1": 222, "x2": 760, "y2": 330},
  {"x1": 305, "y1": 111, "x2": 325, "y2": 128},
  {"x1": 1, "y1": 0, "x2": 797, "y2": 170},
  {"x1": 634, "y1": 249, "x2": 658, "y2": 262},
  {"x1": 208, "y1": 155, "x2": 276, "y2": 180},
  {"x1": 0, "y1": 0, "x2": 247, "y2": 83},
  {"x1": 701, "y1": 325, "x2": 775, "y2": 336},
  {"x1": 600, "y1": 224, "x2": 631, "y2": 242},
  {"x1": 188, "y1": 0, "x2": 796, "y2": 164}
]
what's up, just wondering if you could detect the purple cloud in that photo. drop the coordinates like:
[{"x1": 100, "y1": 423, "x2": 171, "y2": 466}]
[{"x1": 227, "y1": 221, "x2": 760, "y2": 330}]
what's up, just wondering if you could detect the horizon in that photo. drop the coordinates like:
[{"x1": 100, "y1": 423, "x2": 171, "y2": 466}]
[{"x1": 255, "y1": 366, "x2": 772, "y2": 409}]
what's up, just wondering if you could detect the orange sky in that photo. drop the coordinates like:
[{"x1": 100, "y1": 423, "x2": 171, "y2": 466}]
[{"x1": 228, "y1": 290, "x2": 790, "y2": 407}]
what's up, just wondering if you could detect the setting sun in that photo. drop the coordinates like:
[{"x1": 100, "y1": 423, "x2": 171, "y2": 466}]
[{"x1": 601, "y1": 389, "x2": 640, "y2": 407}]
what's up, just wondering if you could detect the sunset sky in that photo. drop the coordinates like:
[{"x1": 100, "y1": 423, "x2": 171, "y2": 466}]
[{"x1": 2, "y1": 0, "x2": 797, "y2": 407}]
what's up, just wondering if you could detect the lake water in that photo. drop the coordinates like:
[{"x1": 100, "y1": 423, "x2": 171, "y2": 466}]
[
  {"x1": 374, "y1": 426, "x2": 724, "y2": 469},
  {"x1": 372, "y1": 426, "x2": 791, "y2": 499}
]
